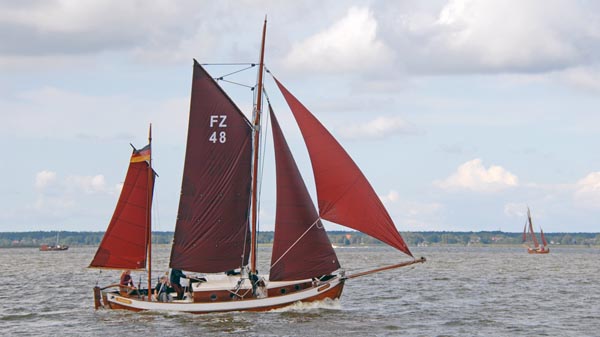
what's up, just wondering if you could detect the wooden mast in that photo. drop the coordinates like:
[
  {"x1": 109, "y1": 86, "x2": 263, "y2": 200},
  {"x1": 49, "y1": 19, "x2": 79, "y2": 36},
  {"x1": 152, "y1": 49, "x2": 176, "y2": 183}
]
[
  {"x1": 250, "y1": 18, "x2": 267, "y2": 274},
  {"x1": 147, "y1": 123, "x2": 153, "y2": 300}
]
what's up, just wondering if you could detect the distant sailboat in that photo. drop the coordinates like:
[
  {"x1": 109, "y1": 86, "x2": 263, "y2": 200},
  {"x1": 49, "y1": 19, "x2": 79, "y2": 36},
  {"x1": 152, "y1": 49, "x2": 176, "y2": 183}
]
[
  {"x1": 90, "y1": 19, "x2": 424, "y2": 313},
  {"x1": 522, "y1": 207, "x2": 549, "y2": 254},
  {"x1": 40, "y1": 232, "x2": 69, "y2": 251}
]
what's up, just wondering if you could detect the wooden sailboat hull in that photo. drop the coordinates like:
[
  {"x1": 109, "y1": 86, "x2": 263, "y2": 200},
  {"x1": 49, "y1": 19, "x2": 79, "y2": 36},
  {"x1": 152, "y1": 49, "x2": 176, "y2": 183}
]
[
  {"x1": 96, "y1": 277, "x2": 345, "y2": 314},
  {"x1": 527, "y1": 247, "x2": 550, "y2": 254}
]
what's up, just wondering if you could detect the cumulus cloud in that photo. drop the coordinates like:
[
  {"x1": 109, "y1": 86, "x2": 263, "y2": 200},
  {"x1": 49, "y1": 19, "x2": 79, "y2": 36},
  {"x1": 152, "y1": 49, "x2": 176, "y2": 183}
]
[
  {"x1": 66, "y1": 174, "x2": 110, "y2": 194},
  {"x1": 376, "y1": 0, "x2": 600, "y2": 75},
  {"x1": 31, "y1": 170, "x2": 123, "y2": 224},
  {"x1": 35, "y1": 170, "x2": 57, "y2": 190},
  {"x1": 35, "y1": 171, "x2": 119, "y2": 198},
  {"x1": 435, "y1": 158, "x2": 519, "y2": 192},
  {"x1": 338, "y1": 116, "x2": 413, "y2": 140},
  {"x1": 283, "y1": 6, "x2": 393, "y2": 73},
  {"x1": 0, "y1": 1, "x2": 194, "y2": 55},
  {"x1": 3, "y1": 1, "x2": 600, "y2": 76},
  {"x1": 380, "y1": 190, "x2": 401, "y2": 204},
  {"x1": 574, "y1": 172, "x2": 600, "y2": 208}
]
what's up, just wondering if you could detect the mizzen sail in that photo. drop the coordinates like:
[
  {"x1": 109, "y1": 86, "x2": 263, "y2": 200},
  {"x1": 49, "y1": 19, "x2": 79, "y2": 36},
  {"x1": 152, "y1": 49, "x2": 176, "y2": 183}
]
[
  {"x1": 274, "y1": 78, "x2": 412, "y2": 257},
  {"x1": 540, "y1": 228, "x2": 548, "y2": 247},
  {"x1": 89, "y1": 145, "x2": 154, "y2": 270},
  {"x1": 169, "y1": 61, "x2": 253, "y2": 273},
  {"x1": 269, "y1": 106, "x2": 340, "y2": 281}
]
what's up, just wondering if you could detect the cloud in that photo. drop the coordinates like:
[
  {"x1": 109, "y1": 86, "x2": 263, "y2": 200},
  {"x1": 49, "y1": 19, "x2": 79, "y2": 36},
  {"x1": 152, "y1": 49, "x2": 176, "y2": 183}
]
[
  {"x1": 35, "y1": 170, "x2": 57, "y2": 190},
  {"x1": 0, "y1": 1, "x2": 193, "y2": 55},
  {"x1": 379, "y1": 190, "x2": 445, "y2": 230},
  {"x1": 574, "y1": 172, "x2": 600, "y2": 208},
  {"x1": 503, "y1": 202, "x2": 528, "y2": 218},
  {"x1": 0, "y1": 86, "x2": 188, "y2": 142},
  {"x1": 380, "y1": 190, "x2": 401, "y2": 204},
  {"x1": 559, "y1": 66, "x2": 600, "y2": 92},
  {"x1": 283, "y1": 6, "x2": 393, "y2": 73},
  {"x1": 435, "y1": 158, "x2": 519, "y2": 192},
  {"x1": 376, "y1": 0, "x2": 600, "y2": 75},
  {"x1": 65, "y1": 174, "x2": 112, "y2": 194},
  {"x1": 338, "y1": 116, "x2": 413, "y2": 140}
]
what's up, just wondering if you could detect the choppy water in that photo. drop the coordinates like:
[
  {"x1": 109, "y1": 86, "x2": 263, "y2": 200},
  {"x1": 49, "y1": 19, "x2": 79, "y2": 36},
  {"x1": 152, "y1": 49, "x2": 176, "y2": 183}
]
[{"x1": 1, "y1": 245, "x2": 598, "y2": 336}]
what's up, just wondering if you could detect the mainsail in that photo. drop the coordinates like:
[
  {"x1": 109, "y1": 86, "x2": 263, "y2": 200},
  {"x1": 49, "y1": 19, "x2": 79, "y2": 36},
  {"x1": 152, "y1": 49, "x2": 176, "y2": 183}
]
[
  {"x1": 89, "y1": 145, "x2": 154, "y2": 270},
  {"x1": 169, "y1": 61, "x2": 253, "y2": 273},
  {"x1": 274, "y1": 78, "x2": 413, "y2": 257},
  {"x1": 269, "y1": 106, "x2": 340, "y2": 281},
  {"x1": 527, "y1": 208, "x2": 540, "y2": 248}
]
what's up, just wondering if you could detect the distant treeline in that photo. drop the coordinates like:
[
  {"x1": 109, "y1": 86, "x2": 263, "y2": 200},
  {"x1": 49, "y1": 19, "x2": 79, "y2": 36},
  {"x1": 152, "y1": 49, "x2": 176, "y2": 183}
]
[{"x1": 1, "y1": 230, "x2": 599, "y2": 248}]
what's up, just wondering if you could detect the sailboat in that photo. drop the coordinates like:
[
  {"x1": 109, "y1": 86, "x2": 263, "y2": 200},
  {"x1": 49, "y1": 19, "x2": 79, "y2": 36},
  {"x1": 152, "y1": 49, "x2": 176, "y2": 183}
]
[
  {"x1": 522, "y1": 207, "x2": 549, "y2": 254},
  {"x1": 90, "y1": 20, "x2": 425, "y2": 313},
  {"x1": 40, "y1": 232, "x2": 69, "y2": 251}
]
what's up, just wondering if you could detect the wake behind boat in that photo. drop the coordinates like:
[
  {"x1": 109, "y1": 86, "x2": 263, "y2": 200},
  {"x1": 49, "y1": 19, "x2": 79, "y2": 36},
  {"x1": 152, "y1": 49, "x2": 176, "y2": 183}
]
[{"x1": 90, "y1": 19, "x2": 424, "y2": 314}]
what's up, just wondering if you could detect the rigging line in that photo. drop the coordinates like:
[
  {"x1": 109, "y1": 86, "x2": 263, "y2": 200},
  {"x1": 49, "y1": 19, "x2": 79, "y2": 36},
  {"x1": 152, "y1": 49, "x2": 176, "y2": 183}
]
[
  {"x1": 255, "y1": 89, "x2": 271, "y2": 250},
  {"x1": 216, "y1": 78, "x2": 255, "y2": 89},
  {"x1": 243, "y1": 83, "x2": 260, "y2": 269},
  {"x1": 214, "y1": 65, "x2": 257, "y2": 80},
  {"x1": 201, "y1": 62, "x2": 256, "y2": 66},
  {"x1": 270, "y1": 217, "x2": 322, "y2": 270}
]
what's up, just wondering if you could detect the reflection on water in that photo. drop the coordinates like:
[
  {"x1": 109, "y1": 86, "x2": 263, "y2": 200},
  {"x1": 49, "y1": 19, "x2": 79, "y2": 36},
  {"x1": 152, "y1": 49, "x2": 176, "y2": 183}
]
[{"x1": 1, "y1": 245, "x2": 598, "y2": 336}]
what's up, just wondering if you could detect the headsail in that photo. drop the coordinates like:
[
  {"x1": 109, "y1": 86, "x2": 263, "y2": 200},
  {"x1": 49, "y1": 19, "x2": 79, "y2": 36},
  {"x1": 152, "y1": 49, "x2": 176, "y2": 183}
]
[
  {"x1": 269, "y1": 106, "x2": 340, "y2": 281},
  {"x1": 89, "y1": 145, "x2": 155, "y2": 270},
  {"x1": 274, "y1": 78, "x2": 412, "y2": 257},
  {"x1": 169, "y1": 61, "x2": 253, "y2": 273}
]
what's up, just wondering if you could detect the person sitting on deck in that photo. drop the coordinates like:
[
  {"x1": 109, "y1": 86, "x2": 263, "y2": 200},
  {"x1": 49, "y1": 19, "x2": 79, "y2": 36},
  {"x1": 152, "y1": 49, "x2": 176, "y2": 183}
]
[
  {"x1": 170, "y1": 268, "x2": 187, "y2": 300},
  {"x1": 119, "y1": 270, "x2": 138, "y2": 296},
  {"x1": 154, "y1": 275, "x2": 170, "y2": 302}
]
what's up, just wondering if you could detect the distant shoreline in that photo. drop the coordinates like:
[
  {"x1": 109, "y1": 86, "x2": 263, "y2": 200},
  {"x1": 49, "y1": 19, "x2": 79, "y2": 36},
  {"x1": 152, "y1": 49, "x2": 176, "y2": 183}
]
[{"x1": 1, "y1": 230, "x2": 598, "y2": 248}]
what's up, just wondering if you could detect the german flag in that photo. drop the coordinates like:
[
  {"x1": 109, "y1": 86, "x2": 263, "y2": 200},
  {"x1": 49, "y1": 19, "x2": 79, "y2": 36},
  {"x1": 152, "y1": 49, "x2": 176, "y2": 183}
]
[{"x1": 130, "y1": 144, "x2": 151, "y2": 163}]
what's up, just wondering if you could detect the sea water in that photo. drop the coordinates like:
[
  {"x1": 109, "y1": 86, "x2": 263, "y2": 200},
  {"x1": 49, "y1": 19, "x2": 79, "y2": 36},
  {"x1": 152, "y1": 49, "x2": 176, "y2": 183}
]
[{"x1": 1, "y1": 245, "x2": 598, "y2": 336}]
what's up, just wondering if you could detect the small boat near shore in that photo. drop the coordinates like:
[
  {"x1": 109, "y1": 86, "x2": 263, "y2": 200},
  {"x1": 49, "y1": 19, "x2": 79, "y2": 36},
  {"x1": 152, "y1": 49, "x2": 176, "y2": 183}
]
[
  {"x1": 523, "y1": 207, "x2": 549, "y2": 254},
  {"x1": 40, "y1": 232, "x2": 68, "y2": 251}
]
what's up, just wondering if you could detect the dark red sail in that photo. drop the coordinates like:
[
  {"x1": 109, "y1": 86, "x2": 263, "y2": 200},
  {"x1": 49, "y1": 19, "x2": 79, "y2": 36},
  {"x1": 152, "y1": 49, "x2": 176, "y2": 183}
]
[
  {"x1": 540, "y1": 228, "x2": 548, "y2": 247},
  {"x1": 89, "y1": 147, "x2": 154, "y2": 270},
  {"x1": 169, "y1": 61, "x2": 253, "y2": 273},
  {"x1": 269, "y1": 107, "x2": 340, "y2": 281},
  {"x1": 527, "y1": 208, "x2": 540, "y2": 248},
  {"x1": 274, "y1": 78, "x2": 412, "y2": 257}
]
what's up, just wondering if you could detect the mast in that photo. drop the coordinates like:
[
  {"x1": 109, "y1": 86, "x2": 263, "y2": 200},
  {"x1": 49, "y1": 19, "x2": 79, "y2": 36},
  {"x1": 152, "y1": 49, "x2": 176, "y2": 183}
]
[
  {"x1": 250, "y1": 17, "x2": 267, "y2": 274},
  {"x1": 146, "y1": 123, "x2": 152, "y2": 300}
]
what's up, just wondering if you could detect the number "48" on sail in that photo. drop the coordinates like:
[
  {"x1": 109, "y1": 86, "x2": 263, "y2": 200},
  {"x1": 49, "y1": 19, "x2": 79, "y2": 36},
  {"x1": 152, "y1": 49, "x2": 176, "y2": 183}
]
[{"x1": 209, "y1": 115, "x2": 227, "y2": 143}]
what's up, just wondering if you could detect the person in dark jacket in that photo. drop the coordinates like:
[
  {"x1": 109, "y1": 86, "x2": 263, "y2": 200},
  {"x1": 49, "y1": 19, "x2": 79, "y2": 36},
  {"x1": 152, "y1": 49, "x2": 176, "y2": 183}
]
[
  {"x1": 170, "y1": 269, "x2": 187, "y2": 300},
  {"x1": 154, "y1": 275, "x2": 170, "y2": 302}
]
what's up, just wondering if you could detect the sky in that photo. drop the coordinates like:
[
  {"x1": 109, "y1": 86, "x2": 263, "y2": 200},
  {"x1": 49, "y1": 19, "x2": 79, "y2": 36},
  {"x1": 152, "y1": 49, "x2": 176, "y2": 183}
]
[{"x1": 1, "y1": 0, "x2": 599, "y2": 233}]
